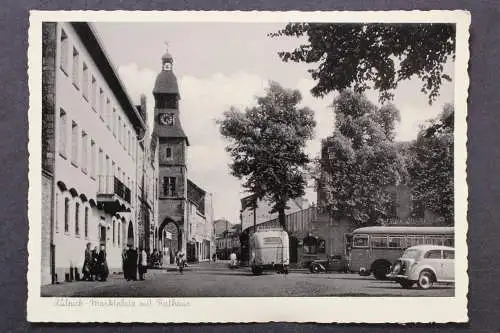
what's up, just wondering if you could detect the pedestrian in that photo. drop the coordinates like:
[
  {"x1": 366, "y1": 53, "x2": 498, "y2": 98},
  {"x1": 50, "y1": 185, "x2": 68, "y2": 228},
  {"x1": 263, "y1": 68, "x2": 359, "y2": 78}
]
[
  {"x1": 212, "y1": 253, "x2": 216, "y2": 262},
  {"x1": 97, "y1": 245, "x2": 109, "y2": 281},
  {"x1": 127, "y1": 246, "x2": 138, "y2": 281},
  {"x1": 122, "y1": 245, "x2": 129, "y2": 280},
  {"x1": 91, "y1": 246, "x2": 99, "y2": 281},
  {"x1": 138, "y1": 247, "x2": 148, "y2": 280},
  {"x1": 162, "y1": 248, "x2": 169, "y2": 270},
  {"x1": 177, "y1": 250, "x2": 186, "y2": 274},
  {"x1": 82, "y1": 242, "x2": 93, "y2": 281}
]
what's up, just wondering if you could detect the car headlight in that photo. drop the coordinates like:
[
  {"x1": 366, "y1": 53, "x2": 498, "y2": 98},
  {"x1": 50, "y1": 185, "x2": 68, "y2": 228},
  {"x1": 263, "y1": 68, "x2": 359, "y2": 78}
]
[{"x1": 392, "y1": 262, "x2": 402, "y2": 274}]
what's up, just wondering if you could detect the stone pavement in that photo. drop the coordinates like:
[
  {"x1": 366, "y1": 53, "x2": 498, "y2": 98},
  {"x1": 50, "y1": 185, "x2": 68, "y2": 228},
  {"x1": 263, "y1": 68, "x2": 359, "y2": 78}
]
[{"x1": 41, "y1": 261, "x2": 453, "y2": 297}]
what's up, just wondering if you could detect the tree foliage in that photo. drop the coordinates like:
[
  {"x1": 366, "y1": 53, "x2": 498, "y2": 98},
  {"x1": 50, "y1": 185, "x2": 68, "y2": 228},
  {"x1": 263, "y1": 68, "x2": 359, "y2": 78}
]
[
  {"x1": 318, "y1": 91, "x2": 407, "y2": 226},
  {"x1": 218, "y1": 81, "x2": 316, "y2": 229},
  {"x1": 270, "y1": 23, "x2": 455, "y2": 104},
  {"x1": 407, "y1": 104, "x2": 454, "y2": 224}
]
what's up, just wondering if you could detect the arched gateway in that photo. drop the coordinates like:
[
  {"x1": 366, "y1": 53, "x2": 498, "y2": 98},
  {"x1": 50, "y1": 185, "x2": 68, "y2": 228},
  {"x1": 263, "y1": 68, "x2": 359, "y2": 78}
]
[{"x1": 159, "y1": 219, "x2": 181, "y2": 264}]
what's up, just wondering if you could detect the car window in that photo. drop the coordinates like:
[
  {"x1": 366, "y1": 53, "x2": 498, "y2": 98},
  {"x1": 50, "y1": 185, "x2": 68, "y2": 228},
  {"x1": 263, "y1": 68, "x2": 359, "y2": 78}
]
[
  {"x1": 424, "y1": 249, "x2": 442, "y2": 259},
  {"x1": 443, "y1": 250, "x2": 454, "y2": 259},
  {"x1": 402, "y1": 249, "x2": 421, "y2": 259}
]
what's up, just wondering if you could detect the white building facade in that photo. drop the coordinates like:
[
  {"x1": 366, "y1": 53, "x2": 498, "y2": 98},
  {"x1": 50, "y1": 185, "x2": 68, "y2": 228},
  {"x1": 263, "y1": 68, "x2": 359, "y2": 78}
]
[{"x1": 41, "y1": 22, "x2": 152, "y2": 285}]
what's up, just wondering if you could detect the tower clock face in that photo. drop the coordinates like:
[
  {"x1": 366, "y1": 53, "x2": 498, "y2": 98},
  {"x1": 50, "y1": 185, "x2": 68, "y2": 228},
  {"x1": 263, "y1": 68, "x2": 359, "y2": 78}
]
[{"x1": 160, "y1": 113, "x2": 175, "y2": 125}]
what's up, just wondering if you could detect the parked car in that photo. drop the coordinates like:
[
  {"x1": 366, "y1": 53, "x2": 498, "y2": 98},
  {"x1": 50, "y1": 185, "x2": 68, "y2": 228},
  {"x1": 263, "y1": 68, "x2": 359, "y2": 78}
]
[
  {"x1": 309, "y1": 255, "x2": 348, "y2": 273},
  {"x1": 387, "y1": 245, "x2": 455, "y2": 289}
]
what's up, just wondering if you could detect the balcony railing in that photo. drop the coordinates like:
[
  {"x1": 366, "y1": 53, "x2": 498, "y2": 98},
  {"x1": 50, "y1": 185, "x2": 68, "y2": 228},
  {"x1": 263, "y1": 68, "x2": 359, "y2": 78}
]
[{"x1": 97, "y1": 175, "x2": 131, "y2": 204}]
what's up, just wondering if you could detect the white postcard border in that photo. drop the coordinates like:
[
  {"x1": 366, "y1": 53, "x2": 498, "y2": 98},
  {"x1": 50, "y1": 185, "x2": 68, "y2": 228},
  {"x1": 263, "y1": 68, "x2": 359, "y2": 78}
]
[{"x1": 27, "y1": 10, "x2": 470, "y2": 323}]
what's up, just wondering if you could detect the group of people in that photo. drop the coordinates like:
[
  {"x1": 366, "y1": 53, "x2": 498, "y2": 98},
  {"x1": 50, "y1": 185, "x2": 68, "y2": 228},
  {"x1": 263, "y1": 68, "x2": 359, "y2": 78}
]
[
  {"x1": 82, "y1": 243, "x2": 191, "y2": 282},
  {"x1": 122, "y1": 246, "x2": 148, "y2": 281},
  {"x1": 82, "y1": 243, "x2": 109, "y2": 282}
]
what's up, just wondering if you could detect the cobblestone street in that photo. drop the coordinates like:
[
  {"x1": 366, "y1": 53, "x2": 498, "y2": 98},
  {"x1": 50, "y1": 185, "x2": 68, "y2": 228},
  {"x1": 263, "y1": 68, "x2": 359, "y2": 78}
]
[{"x1": 42, "y1": 262, "x2": 454, "y2": 297}]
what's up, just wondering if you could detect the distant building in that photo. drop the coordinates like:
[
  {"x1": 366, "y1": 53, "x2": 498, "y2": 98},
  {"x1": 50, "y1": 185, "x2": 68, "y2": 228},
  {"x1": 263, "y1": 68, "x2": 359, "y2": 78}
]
[
  {"x1": 40, "y1": 22, "x2": 158, "y2": 285},
  {"x1": 186, "y1": 180, "x2": 215, "y2": 262},
  {"x1": 214, "y1": 220, "x2": 241, "y2": 260},
  {"x1": 214, "y1": 219, "x2": 238, "y2": 238},
  {"x1": 240, "y1": 194, "x2": 309, "y2": 231}
]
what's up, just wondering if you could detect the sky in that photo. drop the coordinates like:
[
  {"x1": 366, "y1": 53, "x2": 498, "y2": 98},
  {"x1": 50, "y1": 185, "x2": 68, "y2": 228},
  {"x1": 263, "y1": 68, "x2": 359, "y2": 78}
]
[{"x1": 93, "y1": 22, "x2": 454, "y2": 224}]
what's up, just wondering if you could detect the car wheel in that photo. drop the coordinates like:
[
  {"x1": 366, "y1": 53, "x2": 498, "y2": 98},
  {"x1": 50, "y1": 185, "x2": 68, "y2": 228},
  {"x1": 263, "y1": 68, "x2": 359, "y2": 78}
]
[
  {"x1": 311, "y1": 264, "x2": 320, "y2": 273},
  {"x1": 252, "y1": 266, "x2": 262, "y2": 276},
  {"x1": 399, "y1": 280, "x2": 414, "y2": 289},
  {"x1": 372, "y1": 260, "x2": 391, "y2": 280},
  {"x1": 417, "y1": 270, "x2": 434, "y2": 289}
]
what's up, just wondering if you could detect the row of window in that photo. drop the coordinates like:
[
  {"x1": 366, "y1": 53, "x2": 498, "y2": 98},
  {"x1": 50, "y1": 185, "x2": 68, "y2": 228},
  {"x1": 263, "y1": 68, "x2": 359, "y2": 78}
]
[
  {"x1": 352, "y1": 234, "x2": 454, "y2": 249},
  {"x1": 55, "y1": 193, "x2": 125, "y2": 246},
  {"x1": 60, "y1": 28, "x2": 136, "y2": 160},
  {"x1": 58, "y1": 108, "x2": 135, "y2": 194}
]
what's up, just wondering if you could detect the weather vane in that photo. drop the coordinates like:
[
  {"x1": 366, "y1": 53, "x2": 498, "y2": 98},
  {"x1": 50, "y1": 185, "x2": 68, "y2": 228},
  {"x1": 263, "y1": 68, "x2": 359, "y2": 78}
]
[{"x1": 164, "y1": 41, "x2": 169, "y2": 51}]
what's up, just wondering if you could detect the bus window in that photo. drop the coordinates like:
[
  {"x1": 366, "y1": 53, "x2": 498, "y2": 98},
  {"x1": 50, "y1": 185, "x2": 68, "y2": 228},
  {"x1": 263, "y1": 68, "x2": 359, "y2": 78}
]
[
  {"x1": 425, "y1": 235, "x2": 444, "y2": 245},
  {"x1": 406, "y1": 235, "x2": 425, "y2": 247},
  {"x1": 388, "y1": 236, "x2": 405, "y2": 248},
  {"x1": 444, "y1": 237, "x2": 454, "y2": 247},
  {"x1": 371, "y1": 236, "x2": 388, "y2": 248},
  {"x1": 353, "y1": 235, "x2": 369, "y2": 248}
]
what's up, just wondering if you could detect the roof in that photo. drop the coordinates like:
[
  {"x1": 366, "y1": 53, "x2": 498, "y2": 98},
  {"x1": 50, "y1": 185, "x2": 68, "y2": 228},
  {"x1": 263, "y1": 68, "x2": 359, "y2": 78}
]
[
  {"x1": 406, "y1": 244, "x2": 455, "y2": 251},
  {"x1": 153, "y1": 70, "x2": 179, "y2": 95},
  {"x1": 155, "y1": 122, "x2": 189, "y2": 145},
  {"x1": 352, "y1": 226, "x2": 454, "y2": 235},
  {"x1": 71, "y1": 23, "x2": 146, "y2": 132}
]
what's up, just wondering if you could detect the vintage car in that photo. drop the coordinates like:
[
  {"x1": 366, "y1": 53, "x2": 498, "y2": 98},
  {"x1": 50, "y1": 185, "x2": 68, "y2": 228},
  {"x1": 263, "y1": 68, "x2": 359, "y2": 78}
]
[
  {"x1": 387, "y1": 244, "x2": 455, "y2": 289},
  {"x1": 309, "y1": 255, "x2": 348, "y2": 273}
]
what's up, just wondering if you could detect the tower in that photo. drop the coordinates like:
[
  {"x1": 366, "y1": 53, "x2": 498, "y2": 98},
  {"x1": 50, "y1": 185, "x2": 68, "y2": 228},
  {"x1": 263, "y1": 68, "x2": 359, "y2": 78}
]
[{"x1": 153, "y1": 47, "x2": 189, "y2": 255}]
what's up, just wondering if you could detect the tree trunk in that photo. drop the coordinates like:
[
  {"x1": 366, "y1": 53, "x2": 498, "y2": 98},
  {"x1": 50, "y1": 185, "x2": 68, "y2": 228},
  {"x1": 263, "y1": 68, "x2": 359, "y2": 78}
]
[{"x1": 278, "y1": 208, "x2": 287, "y2": 231}]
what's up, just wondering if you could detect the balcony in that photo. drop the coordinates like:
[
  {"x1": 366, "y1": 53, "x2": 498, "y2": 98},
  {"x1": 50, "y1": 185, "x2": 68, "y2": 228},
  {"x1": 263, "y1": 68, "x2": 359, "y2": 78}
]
[{"x1": 96, "y1": 175, "x2": 131, "y2": 213}]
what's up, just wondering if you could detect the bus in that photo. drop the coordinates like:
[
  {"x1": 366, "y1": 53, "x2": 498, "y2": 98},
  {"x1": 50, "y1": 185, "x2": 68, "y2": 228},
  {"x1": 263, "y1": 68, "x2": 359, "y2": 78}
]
[
  {"x1": 349, "y1": 226, "x2": 454, "y2": 280},
  {"x1": 249, "y1": 229, "x2": 290, "y2": 275}
]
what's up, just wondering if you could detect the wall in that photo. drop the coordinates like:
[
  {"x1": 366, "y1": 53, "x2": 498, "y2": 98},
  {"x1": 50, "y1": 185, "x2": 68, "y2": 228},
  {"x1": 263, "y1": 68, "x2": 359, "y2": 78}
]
[{"x1": 48, "y1": 22, "x2": 142, "y2": 283}]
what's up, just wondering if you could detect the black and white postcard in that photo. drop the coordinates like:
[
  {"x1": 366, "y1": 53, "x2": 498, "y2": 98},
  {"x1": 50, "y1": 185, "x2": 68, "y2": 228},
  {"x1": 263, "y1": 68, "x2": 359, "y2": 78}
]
[{"x1": 27, "y1": 10, "x2": 470, "y2": 323}]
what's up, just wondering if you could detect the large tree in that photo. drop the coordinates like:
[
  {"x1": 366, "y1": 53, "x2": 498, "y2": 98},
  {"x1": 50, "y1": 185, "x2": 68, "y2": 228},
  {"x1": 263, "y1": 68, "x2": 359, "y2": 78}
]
[
  {"x1": 270, "y1": 23, "x2": 455, "y2": 104},
  {"x1": 407, "y1": 104, "x2": 454, "y2": 224},
  {"x1": 318, "y1": 91, "x2": 407, "y2": 226},
  {"x1": 218, "y1": 82, "x2": 316, "y2": 230}
]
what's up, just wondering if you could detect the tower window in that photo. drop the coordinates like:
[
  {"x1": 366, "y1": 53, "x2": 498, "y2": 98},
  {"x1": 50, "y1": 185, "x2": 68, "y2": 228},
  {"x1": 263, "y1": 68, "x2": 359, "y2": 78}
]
[
  {"x1": 166, "y1": 147, "x2": 172, "y2": 159},
  {"x1": 156, "y1": 95, "x2": 178, "y2": 109},
  {"x1": 163, "y1": 177, "x2": 176, "y2": 197}
]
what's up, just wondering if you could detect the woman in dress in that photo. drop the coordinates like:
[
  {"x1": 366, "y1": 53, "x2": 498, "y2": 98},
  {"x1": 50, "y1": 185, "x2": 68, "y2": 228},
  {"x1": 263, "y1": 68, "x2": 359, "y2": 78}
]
[{"x1": 82, "y1": 242, "x2": 93, "y2": 281}]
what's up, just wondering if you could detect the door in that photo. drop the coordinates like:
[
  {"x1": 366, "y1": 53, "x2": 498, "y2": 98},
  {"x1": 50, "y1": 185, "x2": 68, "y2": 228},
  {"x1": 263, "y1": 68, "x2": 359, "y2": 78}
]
[
  {"x1": 423, "y1": 249, "x2": 442, "y2": 278},
  {"x1": 100, "y1": 226, "x2": 106, "y2": 248},
  {"x1": 441, "y1": 249, "x2": 455, "y2": 281}
]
